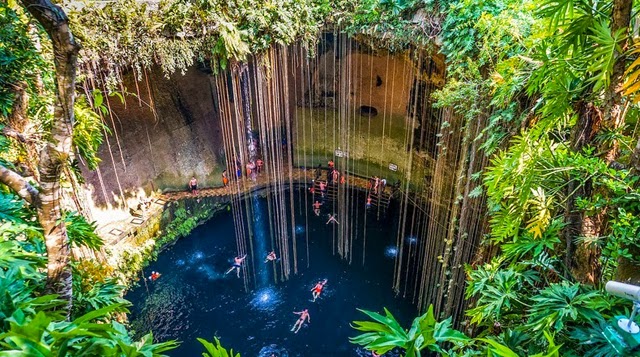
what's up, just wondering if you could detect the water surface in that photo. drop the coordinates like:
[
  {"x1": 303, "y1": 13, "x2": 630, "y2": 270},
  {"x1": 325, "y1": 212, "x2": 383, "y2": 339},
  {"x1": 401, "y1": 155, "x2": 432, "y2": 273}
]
[{"x1": 127, "y1": 189, "x2": 415, "y2": 356}]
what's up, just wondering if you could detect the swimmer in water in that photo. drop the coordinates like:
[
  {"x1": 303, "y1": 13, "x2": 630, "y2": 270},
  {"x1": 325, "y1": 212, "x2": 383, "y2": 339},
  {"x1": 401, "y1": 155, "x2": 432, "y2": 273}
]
[
  {"x1": 326, "y1": 214, "x2": 339, "y2": 225},
  {"x1": 148, "y1": 271, "x2": 161, "y2": 281},
  {"x1": 265, "y1": 251, "x2": 277, "y2": 263},
  {"x1": 311, "y1": 279, "x2": 328, "y2": 302},
  {"x1": 313, "y1": 200, "x2": 322, "y2": 216},
  {"x1": 291, "y1": 309, "x2": 310, "y2": 333},
  {"x1": 225, "y1": 254, "x2": 247, "y2": 278}
]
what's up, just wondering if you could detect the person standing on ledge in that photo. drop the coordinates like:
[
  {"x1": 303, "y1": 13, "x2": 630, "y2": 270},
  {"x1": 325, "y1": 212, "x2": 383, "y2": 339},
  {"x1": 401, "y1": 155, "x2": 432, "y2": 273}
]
[
  {"x1": 189, "y1": 176, "x2": 198, "y2": 195},
  {"x1": 332, "y1": 169, "x2": 340, "y2": 184},
  {"x1": 225, "y1": 254, "x2": 247, "y2": 278},
  {"x1": 222, "y1": 170, "x2": 229, "y2": 187},
  {"x1": 246, "y1": 162, "x2": 255, "y2": 181},
  {"x1": 291, "y1": 309, "x2": 310, "y2": 333},
  {"x1": 256, "y1": 158, "x2": 264, "y2": 174}
]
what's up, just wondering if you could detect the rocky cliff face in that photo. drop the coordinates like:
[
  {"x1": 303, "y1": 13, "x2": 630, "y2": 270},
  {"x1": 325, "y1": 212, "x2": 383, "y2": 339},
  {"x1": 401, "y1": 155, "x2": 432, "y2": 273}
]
[{"x1": 81, "y1": 65, "x2": 225, "y2": 207}]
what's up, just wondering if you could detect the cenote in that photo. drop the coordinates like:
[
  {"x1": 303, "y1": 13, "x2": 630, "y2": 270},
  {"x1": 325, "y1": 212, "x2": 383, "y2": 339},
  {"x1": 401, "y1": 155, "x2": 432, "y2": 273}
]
[
  {"x1": 126, "y1": 188, "x2": 415, "y2": 356},
  {"x1": 8, "y1": 1, "x2": 640, "y2": 356}
]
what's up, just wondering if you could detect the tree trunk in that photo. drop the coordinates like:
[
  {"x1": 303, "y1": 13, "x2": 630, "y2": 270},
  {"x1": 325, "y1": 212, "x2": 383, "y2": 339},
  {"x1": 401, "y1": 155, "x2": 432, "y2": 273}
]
[
  {"x1": 6, "y1": 82, "x2": 40, "y2": 180},
  {"x1": 0, "y1": 165, "x2": 40, "y2": 205},
  {"x1": 617, "y1": 136, "x2": 640, "y2": 283},
  {"x1": 601, "y1": 0, "x2": 632, "y2": 164},
  {"x1": 564, "y1": 102, "x2": 601, "y2": 282},
  {"x1": 20, "y1": 0, "x2": 80, "y2": 315},
  {"x1": 565, "y1": 0, "x2": 632, "y2": 284}
]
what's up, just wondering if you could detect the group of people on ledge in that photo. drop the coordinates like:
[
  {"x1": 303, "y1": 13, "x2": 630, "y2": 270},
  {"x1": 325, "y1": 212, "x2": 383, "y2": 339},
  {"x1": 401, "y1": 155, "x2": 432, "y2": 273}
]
[
  {"x1": 314, "y1": 160, "x2": 346, "y2": 185},
  {"x1": 188, "y1": 157, "x2": 267, "y2": 196}
]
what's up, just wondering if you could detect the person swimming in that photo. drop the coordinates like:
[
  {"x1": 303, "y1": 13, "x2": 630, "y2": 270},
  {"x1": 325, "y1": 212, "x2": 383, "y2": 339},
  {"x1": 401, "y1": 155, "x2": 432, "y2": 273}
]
[
  {"x1": 265, "y1": 251, "x2": 277, "y2": 263},
  {"x1": 313, "y1": 200, "x2": 322, "y2": 216},
  {"x1": 326, "y1": 214, "x2": 339, "y2": 225},
  {"x1": 290, "y1": 309, "x2": 310, "y2": 333},
  {"x1": 225, "y1": 254, "x2": 247, "y2": 278},
  {"x1": 311, "y1": 279, "x2": 327, "y2": 302},
  {"x1": 148, "y1": 271, "x2": 161, "y2": 281}
]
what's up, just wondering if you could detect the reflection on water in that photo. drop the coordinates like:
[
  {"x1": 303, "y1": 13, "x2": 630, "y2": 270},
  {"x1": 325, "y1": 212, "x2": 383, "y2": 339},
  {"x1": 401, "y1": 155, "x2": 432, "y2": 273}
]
[
  {"x1": 384, "y1": 245, "x2": 399, "y2": 258},
  {"x1": 259, "y1": 344, "x2": 289, "y2": 357},
  {"x1": 250, "y1": 287, "x2": 283, "y2": 313}
]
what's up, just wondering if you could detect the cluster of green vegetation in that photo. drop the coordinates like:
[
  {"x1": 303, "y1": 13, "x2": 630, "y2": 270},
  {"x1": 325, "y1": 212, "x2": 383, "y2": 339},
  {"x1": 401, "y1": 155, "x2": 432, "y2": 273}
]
[
  {"x1": 0, "y1": 189, "x2": 179, "y2": 354},
  {"x1": 157, "y1": 203, "x2": 221, "y2": 248},
  {"x1": 351, "y1": 0, "x2": 640, "y2": 356}
]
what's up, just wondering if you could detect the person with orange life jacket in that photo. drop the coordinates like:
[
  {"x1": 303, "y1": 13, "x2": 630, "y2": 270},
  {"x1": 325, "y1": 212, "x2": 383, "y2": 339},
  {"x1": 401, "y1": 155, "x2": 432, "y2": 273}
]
[
  {"x1": 222, "y1": 170, "x2": 229, "y2": 187},
  {"x1": 148, "y1": 271, "x2": 161, "y2": 281}
]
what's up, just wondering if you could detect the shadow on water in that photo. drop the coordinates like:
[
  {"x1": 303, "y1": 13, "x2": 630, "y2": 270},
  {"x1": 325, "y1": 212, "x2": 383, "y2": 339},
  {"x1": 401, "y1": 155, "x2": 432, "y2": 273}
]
[{"x1": 127, "y1": 189, "x2": 415, "y2": 356}]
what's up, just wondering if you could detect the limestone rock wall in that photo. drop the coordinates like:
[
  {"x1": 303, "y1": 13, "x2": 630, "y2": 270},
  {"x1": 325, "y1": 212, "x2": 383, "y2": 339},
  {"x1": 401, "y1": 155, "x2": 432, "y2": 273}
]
[
  {"x1": 81, "y1": 66, "x2": 225, "y2": 208},
  {"x1": 308, "y1": 49, "x2": 411, "y2": 116}
]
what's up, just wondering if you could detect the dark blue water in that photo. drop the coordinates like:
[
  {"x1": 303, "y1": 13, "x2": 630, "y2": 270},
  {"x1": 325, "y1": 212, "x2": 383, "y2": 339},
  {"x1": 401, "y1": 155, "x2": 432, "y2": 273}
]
[{"x1": 127, "y1": 189, "x2": 415, "y2": 356}]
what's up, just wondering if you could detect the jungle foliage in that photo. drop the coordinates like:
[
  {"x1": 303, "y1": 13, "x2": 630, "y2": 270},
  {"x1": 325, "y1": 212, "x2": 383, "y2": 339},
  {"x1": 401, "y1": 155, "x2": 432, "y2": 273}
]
[
  {"x1": 436, "y1": 0, "x2": 640, "y2": 355},
  {"x1": 0, "y1": 189, "x2": 178, "y2": 355},
  {"x1": 351, "y1": 0, "x2": 640, "y2": 356}
]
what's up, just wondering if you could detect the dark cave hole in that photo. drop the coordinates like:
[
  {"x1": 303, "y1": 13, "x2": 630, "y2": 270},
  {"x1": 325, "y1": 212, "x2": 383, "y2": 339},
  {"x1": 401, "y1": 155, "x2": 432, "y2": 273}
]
[
  {"x1": 376, "y1": 75, "x2": 383, "y2": 87},
  {"x1": 359, "y1": 106, "x2": 378, "y2": 117}
]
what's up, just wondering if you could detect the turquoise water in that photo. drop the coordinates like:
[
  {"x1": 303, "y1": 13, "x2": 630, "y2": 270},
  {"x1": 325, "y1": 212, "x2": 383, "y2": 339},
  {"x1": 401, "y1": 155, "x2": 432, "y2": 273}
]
[{"x1": 126, "y1": 189, "x2": 415, "y2": 356}]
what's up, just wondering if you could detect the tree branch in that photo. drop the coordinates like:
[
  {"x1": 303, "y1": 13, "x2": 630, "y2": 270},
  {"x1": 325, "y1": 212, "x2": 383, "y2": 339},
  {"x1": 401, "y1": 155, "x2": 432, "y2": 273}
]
[
  {"x1": 2, "y1": 126, "x2": 28, "y2": 143},
  {"x1": 0, "y1": 164, "x2": 40, "y2": 206}
]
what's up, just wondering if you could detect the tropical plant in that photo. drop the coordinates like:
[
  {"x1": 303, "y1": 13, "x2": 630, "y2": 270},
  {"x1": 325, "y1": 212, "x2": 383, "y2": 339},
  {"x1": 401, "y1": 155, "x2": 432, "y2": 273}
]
[
  {"x1": 72, "y1": 276, "x2": 129, "y2": 319},
  {"x1": 569, "y1": 319, "x2": 626, "y2": 357},
  {"x1": 0, "y1": 304, "x2": 179, "y2": 356},
  {"x1": 198, "y1": 337, "x2": 241, "y2": 357},
  {"x1": 465, "y1": 265, "x2": 536, "y2": 326},
  {"x1": 350, "y1": 305, "x2": 469, "y2": 356},
  {"x1": 480, "y1": 331, "x2": 561, "y2": 357},
  {"x1": 73, "y1": 94, "x2": 110, "y2": 170},
  {"x1": 63, "y1": 210, "x2": 104, "y2": 251},
  {"x1": 525, "y1": 282, "x2": 604, "y2": 332}
]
